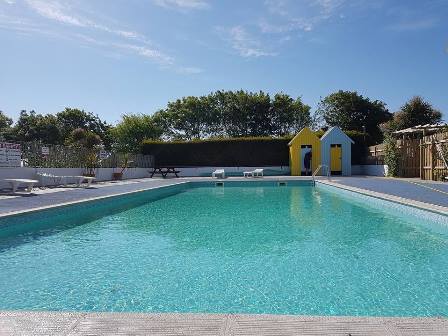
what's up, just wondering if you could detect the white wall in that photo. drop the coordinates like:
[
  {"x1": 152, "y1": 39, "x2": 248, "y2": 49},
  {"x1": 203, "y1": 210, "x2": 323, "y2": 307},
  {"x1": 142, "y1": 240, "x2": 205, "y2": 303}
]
[
  {"x1": 0, "y1": 167, "x2": 151, "y2": 189},
  {"x1": 351, "y1": 165, "x2": 388, "y2": 176}
]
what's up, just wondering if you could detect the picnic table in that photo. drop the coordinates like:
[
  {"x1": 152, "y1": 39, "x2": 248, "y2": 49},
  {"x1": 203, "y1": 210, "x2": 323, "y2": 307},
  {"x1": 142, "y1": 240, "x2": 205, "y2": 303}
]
[{"x1": 149, "y1": 167, "x2": 181, "y2": 178}]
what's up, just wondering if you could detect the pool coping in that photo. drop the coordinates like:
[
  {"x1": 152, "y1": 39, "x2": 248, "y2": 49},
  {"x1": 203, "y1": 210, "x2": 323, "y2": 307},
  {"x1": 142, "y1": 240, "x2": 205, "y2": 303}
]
[
  {"x1": 0, "y1": 180, "x2": 190, "y2": 219},
  {"x1": 1, "y1": 311, "x2": 447, "y2": 335},
  {"x1": 316, "y1": 179, "x2": 448, "y2": 216}
]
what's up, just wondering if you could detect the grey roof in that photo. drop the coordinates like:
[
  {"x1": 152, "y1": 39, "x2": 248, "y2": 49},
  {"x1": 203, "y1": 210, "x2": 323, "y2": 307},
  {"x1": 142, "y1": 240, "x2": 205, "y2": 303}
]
[{"x1": 320, "y1": 126, "x2": 355, "y2": 144}]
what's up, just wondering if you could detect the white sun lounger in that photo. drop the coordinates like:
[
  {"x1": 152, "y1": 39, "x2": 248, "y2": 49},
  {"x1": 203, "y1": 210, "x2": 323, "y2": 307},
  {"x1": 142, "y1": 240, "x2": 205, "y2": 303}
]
[
  {"x1": 244, "y1": 169, "x2": 264, "y2": 178},
  {"x1": 37, "y1": 173, "x2": 95, "y2": 188},
  {"x1": 252, "y1": 169, "x2": 264, "y2": 177},
  {"x1": 74, "y1": 176, "x2": 95, "y2": 187},
  {"x1": 3, "y1": 179, "x2": 39, "y2": 193},
  {"x1": 212, "y1": 169, "x2": 225, "y2": 179}
]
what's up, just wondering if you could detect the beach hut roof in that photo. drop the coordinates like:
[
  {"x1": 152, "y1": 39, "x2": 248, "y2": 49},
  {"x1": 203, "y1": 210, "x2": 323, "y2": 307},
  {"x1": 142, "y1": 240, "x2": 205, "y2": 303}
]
[
  {"x1": 321, "y1": 126, "x2": 354, "y2": 144},
  {"x1": 288, "y1": 127, "x2": 318, "y2": 146}
]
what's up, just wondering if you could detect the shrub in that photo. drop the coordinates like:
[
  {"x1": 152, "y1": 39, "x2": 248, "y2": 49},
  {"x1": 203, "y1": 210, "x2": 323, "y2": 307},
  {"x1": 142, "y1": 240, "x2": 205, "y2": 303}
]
[{"x1": 383, "y1": 135, "x2": 400, "y2": 176}]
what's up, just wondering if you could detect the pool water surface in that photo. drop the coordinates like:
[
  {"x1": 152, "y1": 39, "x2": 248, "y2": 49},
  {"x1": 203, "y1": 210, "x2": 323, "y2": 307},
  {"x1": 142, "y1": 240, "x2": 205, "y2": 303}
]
[{"x1": 0, "y1": 184, "x2": 447, "y2": 316}]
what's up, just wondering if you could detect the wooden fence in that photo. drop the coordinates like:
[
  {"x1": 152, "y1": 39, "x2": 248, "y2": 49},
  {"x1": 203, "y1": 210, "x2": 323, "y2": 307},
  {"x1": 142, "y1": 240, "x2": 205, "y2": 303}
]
[
  {"x1": 20, "y1": 142, "x2": 154, "y2": 169},
  {"x1": 368, "y1": 132, "x2": 448, "y2": 180},
  {"x1": 420, "y1": 132, "x2": 448, "y2": 181}
]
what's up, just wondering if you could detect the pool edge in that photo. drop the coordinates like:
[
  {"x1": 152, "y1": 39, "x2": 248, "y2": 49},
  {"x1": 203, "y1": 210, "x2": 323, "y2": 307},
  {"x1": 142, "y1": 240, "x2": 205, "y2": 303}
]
[{"x1": 316, "y1": 180, "x2": 448, "y2": 216}]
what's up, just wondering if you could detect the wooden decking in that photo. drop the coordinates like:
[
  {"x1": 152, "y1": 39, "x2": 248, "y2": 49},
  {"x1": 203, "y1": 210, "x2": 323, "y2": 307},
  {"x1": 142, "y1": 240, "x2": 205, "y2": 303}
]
[{"x1": 0, "y1": 311, "x2": 447, "y2": 336}]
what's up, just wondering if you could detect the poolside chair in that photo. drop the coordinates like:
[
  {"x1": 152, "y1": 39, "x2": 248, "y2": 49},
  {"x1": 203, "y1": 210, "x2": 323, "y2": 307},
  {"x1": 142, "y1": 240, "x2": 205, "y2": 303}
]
[
  {"x1": 37, "y1": 172, "x2": 67, "y2": 187},
  {"x1": 252, "y1": 168, "x2": 264, "y2": 178},
  {"x1": 3, "y1": 179, "x2": 39, "y2": 193},
  {"x1": 36, "y1": 173, "x2": 95, "y2": 188},
  {"x1": 212, "y1": 169, "x2": 225, "y2": 179}
]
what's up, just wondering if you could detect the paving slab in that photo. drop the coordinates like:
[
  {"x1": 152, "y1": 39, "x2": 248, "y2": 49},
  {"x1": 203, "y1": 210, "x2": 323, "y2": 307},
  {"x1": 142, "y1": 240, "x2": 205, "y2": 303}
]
[
  {"x1": 0, "y1": 312, "x2": 447, "y2": 336},
  {"x1": 331, "y1": 177, "x2": 448, "y2": 207}
]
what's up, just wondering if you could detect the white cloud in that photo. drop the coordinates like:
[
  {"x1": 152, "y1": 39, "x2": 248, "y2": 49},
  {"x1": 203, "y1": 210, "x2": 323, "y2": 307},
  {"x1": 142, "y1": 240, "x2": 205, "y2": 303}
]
[
  {"x1": 25, "y1": 0, "x2": 86, "y2": 26},
  {"x1": 0, "y1": 0, "x2": 202, "y2": 74},
  {"x1": 24, "y1": 0, "x2": 148, "y2": 43},
  {"x1": 219, "y1": 26, "x2": 276, "y2": 58},
  {"x1": 261, "y1": 0, "x2": 348, "y2": 34},
  {"x1": 389, "y1": 18, "x2": 438, "y2": 32},
  {"x1": 153, "y1": 0, "x2": 208, "y2": 10}
]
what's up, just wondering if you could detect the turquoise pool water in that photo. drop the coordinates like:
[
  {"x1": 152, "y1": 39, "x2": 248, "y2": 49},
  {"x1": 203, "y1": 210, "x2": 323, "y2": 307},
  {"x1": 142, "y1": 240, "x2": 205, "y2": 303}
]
[{"x1": 0, "y1": 183, "x2": 447, "y2": 317}]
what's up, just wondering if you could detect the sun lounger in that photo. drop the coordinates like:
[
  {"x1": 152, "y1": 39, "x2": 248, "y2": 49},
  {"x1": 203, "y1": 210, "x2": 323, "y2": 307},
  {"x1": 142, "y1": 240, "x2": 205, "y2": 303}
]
[
  {"x1": 3, "y1": 179, "x2": 39, "y2": 193},
  {"x1": 37, "y1": 173, "x2": 95, "y2": 188},
  {"x1": 37, "y1": 173, "x2": 66, "y2": 187},
  {"x1": 243, "y1": 169, "x2": 264, "y2": 178},
  {"x1": 212, "y1": 169, "x2": 225, "y2": 179},
  {"x1": 74, "y1": 176, "x2": 95, "y2": 187},
  {"x1": 252, "y1": 168, "x2": 264, "y2": 177}
]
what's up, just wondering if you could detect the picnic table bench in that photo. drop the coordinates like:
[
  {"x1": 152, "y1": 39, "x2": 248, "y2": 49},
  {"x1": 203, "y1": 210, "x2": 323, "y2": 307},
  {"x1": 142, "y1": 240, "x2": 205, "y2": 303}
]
[{"x1": 149, "y1": 167, "x2": 181, "y2": 178}]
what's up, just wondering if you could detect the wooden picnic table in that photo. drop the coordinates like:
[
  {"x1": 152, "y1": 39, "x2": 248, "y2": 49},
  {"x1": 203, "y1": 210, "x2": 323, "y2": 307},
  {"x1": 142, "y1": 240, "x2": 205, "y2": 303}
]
[{"x1": 149, "y1": 167, "x2": 181, "y2": 178}]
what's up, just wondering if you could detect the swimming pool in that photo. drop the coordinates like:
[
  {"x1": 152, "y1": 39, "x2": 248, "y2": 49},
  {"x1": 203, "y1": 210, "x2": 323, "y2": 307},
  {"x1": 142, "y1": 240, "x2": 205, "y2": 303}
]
[{"x1": 0, "y1": 181, "x2": 447, "y2": 317}]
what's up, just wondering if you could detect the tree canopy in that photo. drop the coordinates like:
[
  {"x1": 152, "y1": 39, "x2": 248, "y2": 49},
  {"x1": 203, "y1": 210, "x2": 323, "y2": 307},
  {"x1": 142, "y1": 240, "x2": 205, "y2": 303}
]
[
  {"x1": 153, "y1": 90, "x2": 312, "y2": 140},
  {"x1": 316, "y1": 90, "x2": 392, "y2": 144},
  {"x1": 112, "y1": 114, "x2": 164, "y2": 153},
  {"x1": 0, "y1": 91, "x2": 443, "y2": 152},
  {"x1": 0, "y1": 111, "x2": 12, "y2": 130},
  {"x1": 381, "y1": 96, "x2": 443, "y2": 134}
]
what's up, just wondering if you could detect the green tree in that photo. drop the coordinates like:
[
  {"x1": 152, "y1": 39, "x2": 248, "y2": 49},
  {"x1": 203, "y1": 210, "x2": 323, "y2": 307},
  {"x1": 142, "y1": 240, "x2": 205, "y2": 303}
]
[
  {"x1": 163, "y1": 96, "x2": 215, "y2": 140},
  {"x1": 56, "y1": 108, "x2": 112, "y2": 148},
  {"x1": 381, "y1": 96, "x2": 442, "y2": 134},
  {"x1": 0, "y1": 111, "x2": 12, "y2": 130},
  {"x1": 112, "y1": 114, "x2": 163, "y2": 152},
  {"x1": 218, "y1": 90, "x2": 272, "y2": 137},
  {"x1": 0, "y1": 111, "x2": 13, "y2": 140},
  {"x1": 317, "y1": 90, "x2": 392, "y2": 144},
  {"x1": 12, "y1": 110, "x2": 62, "y2": 144},
  {"x1": 271, "y1": 93, "x2": 312, "y2": 136},
  {"x1": 66, "y1": 128, "x2": 102, "y2": 175}
]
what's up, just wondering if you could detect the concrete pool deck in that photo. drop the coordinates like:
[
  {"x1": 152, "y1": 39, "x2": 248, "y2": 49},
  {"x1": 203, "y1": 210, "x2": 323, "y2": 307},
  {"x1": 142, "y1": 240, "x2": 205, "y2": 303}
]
[{"x1": 1, "y1": 175, "x2": 448, "y2": 335}]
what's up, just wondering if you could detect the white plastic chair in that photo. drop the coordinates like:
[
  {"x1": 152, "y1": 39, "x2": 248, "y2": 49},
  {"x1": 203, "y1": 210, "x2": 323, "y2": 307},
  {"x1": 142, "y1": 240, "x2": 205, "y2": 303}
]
[
  {"x1": 212, "y1": 169, "x2": 225, "y2": 179},
  {"x1": 252, "y1": 169, "x2": 264, "y2": 177}
]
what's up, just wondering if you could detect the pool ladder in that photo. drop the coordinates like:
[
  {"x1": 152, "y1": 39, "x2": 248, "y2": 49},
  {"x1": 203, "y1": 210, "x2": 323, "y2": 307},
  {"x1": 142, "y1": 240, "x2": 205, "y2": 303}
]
[{"x1": 312, "y1": 165, "x2": 330, "y2": 186}]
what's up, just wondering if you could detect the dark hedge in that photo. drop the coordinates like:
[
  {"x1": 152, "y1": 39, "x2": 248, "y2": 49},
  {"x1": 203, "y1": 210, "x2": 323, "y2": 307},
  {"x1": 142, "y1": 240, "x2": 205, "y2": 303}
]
[{"x1": 141, "y1": 132, "x2": 369, "y2": 167}]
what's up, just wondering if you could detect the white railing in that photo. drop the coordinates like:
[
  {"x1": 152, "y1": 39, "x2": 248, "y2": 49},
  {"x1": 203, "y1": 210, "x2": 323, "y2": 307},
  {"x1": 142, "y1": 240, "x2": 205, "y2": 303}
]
[{"x1": 312, "y1": 164, "x2": 330, "y2": 186}]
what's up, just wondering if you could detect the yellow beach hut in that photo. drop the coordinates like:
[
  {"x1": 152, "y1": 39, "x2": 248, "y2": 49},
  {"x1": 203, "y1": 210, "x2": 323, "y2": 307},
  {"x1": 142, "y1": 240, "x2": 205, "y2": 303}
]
[{"x1": 288, "y1": 127, "x2": 321, "y2": 176}]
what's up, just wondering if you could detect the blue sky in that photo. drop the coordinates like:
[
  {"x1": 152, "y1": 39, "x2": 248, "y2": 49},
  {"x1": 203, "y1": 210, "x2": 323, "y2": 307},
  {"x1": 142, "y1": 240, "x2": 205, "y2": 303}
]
[{"x1": 0, "y1": 0, "x2": 447, "y2": 124}]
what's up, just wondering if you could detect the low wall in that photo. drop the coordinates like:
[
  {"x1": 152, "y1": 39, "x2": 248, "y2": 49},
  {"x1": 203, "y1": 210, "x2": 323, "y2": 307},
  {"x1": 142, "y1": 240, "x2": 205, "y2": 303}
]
[
  {"x1": 0, "y1": 167, "x2": 151, "y2": 189},
  {"x1": 352, "y1": 165, "x2": 388, "y2": 176}
]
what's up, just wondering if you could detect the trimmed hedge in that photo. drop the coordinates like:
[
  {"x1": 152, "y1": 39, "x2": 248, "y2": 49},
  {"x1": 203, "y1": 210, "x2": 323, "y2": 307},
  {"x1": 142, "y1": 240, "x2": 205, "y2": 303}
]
[
  {"x1": 141, "y1": 132, "x2": 371, "y2": 167},
  {"x1": 141, "y1": 137, "x2": 290, "y2": 167}
]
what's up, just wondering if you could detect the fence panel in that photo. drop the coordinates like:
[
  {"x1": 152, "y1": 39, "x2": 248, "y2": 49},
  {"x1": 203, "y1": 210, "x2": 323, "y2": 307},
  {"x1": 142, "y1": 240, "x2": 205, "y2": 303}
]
[
  {"x1": 19, "y1": 142, "x2": 154, "y2": 169},
  {"x1": 367, "y1": 144, "x2": 385, "y2": 165},
  {"x1": 398, "y1": 139, "x2": 420, "y2": 178},
  {"x1": 421, "y1": 132, "x2": 448, "y2": 181}
]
